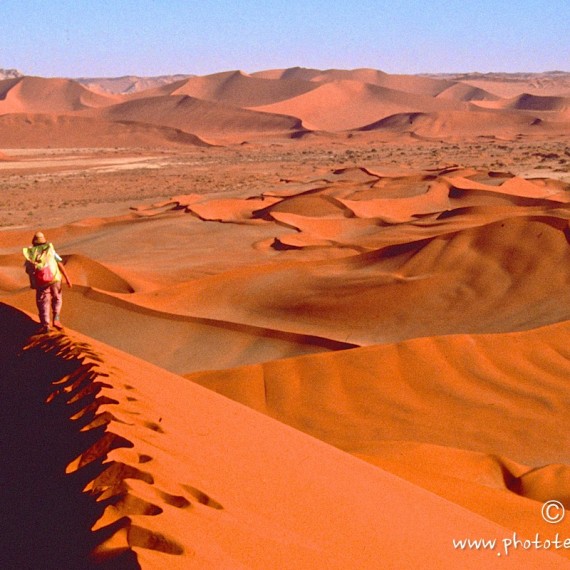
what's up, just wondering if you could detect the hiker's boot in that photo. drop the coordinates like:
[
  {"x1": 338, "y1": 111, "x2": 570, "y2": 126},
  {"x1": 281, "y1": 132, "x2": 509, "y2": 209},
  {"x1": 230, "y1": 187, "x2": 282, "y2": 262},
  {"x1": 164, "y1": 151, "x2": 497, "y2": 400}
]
[{"x1": 53, "y1": 313, "x2": 63, "y2": 330}]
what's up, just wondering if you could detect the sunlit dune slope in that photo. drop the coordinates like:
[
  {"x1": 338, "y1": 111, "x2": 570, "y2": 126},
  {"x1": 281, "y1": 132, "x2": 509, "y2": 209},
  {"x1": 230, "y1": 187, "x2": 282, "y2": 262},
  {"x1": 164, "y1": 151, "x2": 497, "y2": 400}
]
[
  {"x1": 250, "y1": 79, "x2": 467, "y2": 131},
  {"x1": 186, "y1": 319, "x2": 570, "y2": 465},
  {"x1": 358, "y1": 441, "x2": 570, "y2": 551},
  {"x1": 0, "y1": 76, "x2": 118, "y2": 113},
  {"x1": 4, "y1": 304, "x2": 561, "y2": 569},
  {"x1": 159, "y1": 69, "x2": 319, "y2": 107},
  {"x1": 185, "y1": 317, "x2": 570, "y2": 556},
  {"x1": 63, "y1": 254, "x2": 136, "y2": 293},
  {"x1": 252, "y1": 67, "x2": 457, "y2": 97},
  {"x1": 435, "y1": 82, "x2": 501, "y2": 102}
]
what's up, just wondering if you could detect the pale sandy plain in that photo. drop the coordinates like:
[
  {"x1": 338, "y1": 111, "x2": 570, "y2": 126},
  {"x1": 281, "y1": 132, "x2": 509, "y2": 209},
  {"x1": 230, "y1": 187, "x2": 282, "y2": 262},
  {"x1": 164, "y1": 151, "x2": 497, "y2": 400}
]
[{"x1": 1, "y1": 68, "x2": 570, "y2": 569}]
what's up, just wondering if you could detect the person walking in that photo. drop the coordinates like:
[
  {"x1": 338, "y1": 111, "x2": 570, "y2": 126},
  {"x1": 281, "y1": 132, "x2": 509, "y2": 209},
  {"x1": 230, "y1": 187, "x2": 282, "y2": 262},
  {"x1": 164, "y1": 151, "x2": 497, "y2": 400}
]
[{"x1": 23, "y1": 231, "x2": 72, "y2": 333}]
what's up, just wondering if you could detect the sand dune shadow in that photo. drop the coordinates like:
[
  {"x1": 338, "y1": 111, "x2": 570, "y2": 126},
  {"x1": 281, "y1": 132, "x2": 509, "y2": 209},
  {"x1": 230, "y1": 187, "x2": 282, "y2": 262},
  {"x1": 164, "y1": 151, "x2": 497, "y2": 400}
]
[{"x1": 0, "y1": 303, "x2": 140, "y2": 570}]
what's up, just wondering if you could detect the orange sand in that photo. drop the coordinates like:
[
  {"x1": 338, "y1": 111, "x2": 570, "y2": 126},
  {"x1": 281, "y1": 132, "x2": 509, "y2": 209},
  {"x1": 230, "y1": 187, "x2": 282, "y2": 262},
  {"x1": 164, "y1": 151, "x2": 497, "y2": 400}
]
[{"x1": 0, "y1": 67, "x2": 570, "y2": 568}]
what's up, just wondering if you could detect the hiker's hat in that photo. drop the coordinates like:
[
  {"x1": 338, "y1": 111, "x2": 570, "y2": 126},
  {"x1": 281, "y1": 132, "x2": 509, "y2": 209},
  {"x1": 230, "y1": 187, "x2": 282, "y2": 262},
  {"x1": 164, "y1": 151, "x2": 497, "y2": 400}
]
[{"x1": 32, "y1": 231, "x2": 47, "y2": 245}]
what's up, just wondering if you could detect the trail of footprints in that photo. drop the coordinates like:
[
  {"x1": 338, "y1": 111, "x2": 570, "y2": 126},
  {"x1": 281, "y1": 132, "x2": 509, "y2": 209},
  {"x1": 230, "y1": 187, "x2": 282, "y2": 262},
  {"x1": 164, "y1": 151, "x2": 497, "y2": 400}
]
[
  {"x1": 95, "y1": 455, "x2": 225, "y2": 556},
  {"x1": 26, "y1": 327, "x2": 224, "y2": 562},
  {"x1": 90, "y1": 382, "x2": 225, "y2": 557}
]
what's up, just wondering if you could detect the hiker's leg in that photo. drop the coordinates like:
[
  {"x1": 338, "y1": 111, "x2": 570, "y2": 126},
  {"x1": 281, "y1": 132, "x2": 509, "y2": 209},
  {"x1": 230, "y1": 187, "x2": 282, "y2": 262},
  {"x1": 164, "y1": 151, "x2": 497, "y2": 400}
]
[
  {"x1": 36, "y1": 286, "x2": 51, "y2": 326},
  {"x1": 51, "y1": 281, "x2": 63, "y2": 323}
]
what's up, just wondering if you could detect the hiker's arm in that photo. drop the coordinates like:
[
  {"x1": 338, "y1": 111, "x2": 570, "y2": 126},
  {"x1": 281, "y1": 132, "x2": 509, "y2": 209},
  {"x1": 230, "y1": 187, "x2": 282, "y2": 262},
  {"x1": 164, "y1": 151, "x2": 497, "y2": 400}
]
[{"x1": 58, "y1": 261, "x2": 72, "y2": 287}]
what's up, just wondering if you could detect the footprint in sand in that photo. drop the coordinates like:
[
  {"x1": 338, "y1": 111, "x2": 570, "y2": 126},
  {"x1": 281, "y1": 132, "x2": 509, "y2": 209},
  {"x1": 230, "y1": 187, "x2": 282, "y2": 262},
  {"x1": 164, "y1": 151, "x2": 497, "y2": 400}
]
[
  {"x1": 115, "y1": 494, "x2": 163, "y2": 516},
  {"x1": 127, "y1": 525, "x2": 185, "y2": 555},
  {"x1": 143, "y1": 420, "x2": 165, "y2": 433},
  {"x1": 157, "y1": 490, "x2": 192, "y2": 509},
  {"x1": 181, "y1": 484, "x2": 224, "y2": 510}
]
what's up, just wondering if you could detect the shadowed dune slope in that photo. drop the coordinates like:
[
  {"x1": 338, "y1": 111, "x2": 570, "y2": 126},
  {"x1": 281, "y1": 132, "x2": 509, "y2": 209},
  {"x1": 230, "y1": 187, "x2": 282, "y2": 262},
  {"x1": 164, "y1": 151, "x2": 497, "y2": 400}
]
[
  {"x1": 1, "y1": 303, "x2": 566, "y2": 569},
  {"x1": 0, "y1": 304, "x2": 139, "y2": 570},
  {"x1": 88, "y1": 94, "x2": 305, "y2": 136},
  {"x1": 0, "y1": 113, "x2": 210, "y2": 148},
  {"x1": 130, "y1": 215, "x2": 570, "y2": 346},
  {"x1": 488, "y1": 93, "x2": 570, "y2": 113},
  {"x1": 359, "y1": 109, "x2": 566, "y2": 139}
]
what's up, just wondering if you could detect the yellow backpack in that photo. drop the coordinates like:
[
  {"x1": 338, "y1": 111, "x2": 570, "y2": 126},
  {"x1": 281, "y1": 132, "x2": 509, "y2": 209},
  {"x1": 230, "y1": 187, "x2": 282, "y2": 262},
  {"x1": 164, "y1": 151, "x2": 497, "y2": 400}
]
[{"x1": 23, "y1": 243, "x2": 61, "y2": 289}]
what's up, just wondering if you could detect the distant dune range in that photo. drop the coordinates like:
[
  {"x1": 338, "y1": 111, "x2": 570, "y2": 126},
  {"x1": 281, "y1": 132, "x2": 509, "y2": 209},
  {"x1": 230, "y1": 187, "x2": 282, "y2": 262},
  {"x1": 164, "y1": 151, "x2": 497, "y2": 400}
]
[
  {"x1": 0, "y1": 68, "x2": 569, "y2": 144},
  {"x1": 1, "y1": 68, "x2": 570, "y2": 568}
]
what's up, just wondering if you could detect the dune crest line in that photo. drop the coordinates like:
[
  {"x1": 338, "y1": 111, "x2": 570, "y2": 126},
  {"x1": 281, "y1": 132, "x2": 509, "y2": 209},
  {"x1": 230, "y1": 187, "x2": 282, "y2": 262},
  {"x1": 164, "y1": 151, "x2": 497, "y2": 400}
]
[{"x1": 0, "y1": 304, "x2": 185, "y2": 569}]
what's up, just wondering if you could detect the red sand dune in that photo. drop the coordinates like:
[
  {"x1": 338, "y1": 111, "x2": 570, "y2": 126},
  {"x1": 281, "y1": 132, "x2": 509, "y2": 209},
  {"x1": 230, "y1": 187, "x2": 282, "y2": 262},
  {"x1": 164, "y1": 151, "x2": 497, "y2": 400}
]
[
  {"x1": 435, "y1": 82, "x2": 501, "y2": 102},
  {"x1": 2, "y1": 306, "x2": 565, "y2": 568},
  {"x1": 0, "y1": 112, "x2": 210, "y2": 148},
  {"x1": 0, "y1": 68, "x2": 566, "y2": 144},
  {"x1": 359, "y1": 109, "x2": 564, "y2": 140},
  {"x1": 86, "y1": 94, "x2": 306, "y2": 139},
  {"x1": 1, "y1": 67, "x2": 570, "y2": 568},
  {"x1": 250, "y1": 79, "x2": 467, "y2": 131},
  {"x1": 253, "y1": 67, "x2": 457, "y2": 97},
  {"x1": 473, "y1": 93, "x2": 570, "y2": 121},
  {"x1": 252, "y1": 66, "x2": 392, "y2": 83},
  {"x1": 498, "y1": 93, "x2": 570, "y2": 112},
  {"x1": 76, "y1": 74, "x2": 192, "y2": 95},
  {"x1": 0, "y1": 76, "x2": 117, "y2": 113},
  {"x1": 166, "y1": 70, "x2": 319, "y2": 107}
]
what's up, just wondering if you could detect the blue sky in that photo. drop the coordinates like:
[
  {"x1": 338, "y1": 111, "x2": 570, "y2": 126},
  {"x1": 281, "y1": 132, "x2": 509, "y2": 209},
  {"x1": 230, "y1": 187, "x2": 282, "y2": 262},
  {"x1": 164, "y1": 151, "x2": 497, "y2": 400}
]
[{"x1": 3, "y1": 0, "x2": 568, "y2": 77}]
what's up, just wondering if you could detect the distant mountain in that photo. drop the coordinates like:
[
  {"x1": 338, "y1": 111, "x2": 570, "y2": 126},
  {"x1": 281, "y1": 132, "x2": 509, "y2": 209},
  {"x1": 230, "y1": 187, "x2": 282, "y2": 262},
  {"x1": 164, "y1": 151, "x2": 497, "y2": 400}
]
[
  {"x1": 0, "y1": 68, "x2": 23, "y2": 80},
  {"x1": 74, "y1": 74, "x2": 193, "y2": 94},
  {"x1": 420, "y1": 71, "x2": 570, "y2": 81},
  {"x1": 419, "y1": 71, "x2": 570, "y2": 97}
]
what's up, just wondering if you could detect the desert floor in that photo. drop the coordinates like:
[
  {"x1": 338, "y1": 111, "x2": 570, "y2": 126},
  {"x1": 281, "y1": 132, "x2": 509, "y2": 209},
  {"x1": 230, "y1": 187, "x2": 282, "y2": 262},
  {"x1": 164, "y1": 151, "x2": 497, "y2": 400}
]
[{"x1": 1, "y1": 138, "x2": 569, "y2": 228}]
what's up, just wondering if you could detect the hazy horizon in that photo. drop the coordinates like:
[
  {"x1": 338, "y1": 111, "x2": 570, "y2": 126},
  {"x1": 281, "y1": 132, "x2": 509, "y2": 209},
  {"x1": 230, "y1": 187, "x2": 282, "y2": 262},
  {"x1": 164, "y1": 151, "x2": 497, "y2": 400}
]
[{"x1": 3, "y1": 66, "x2": 570, "y2": 82}]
